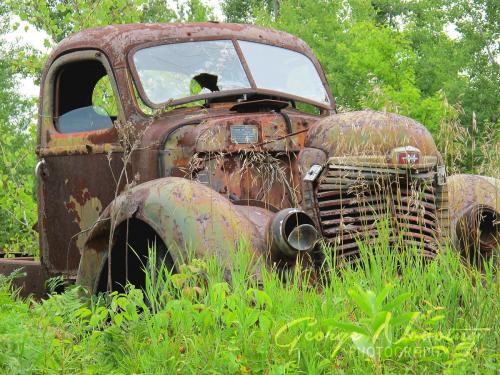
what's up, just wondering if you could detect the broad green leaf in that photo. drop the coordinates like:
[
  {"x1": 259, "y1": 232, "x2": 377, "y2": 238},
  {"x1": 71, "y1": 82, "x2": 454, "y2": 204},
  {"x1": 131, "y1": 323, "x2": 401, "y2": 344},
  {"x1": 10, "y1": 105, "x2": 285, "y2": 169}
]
[
  {"x1": 348, "y1": 287, "x2": 373, "y2": 316},
  {"x1": 329, "y1": 321, "x2": 369, "y2": 336},
  {"x1": 351, "y1": 333, "x2": 376, "y2": 358},
  {"x1": 375, "y1": 284, "x2": 392, "y2": 309},
  {"x1": 382, "y1": 292, "x2": 412, "y2": 312},
  {"x1": 371, "y1": 311, "x2": 391, "y2": 344}
]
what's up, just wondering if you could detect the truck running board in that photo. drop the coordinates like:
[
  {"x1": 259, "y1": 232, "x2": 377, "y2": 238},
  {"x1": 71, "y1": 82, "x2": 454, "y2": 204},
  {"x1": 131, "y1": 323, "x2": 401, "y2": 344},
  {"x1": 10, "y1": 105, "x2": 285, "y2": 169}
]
[{"x1": 0, "y1": 257, "x2": 47, "y2": 298}]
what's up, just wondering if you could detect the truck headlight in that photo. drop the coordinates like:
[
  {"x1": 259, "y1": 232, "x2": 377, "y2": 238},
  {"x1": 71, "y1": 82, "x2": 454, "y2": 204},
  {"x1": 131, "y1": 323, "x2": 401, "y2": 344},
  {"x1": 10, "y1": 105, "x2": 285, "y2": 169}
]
[{"x1": 268, "y1": 208, "x2": 319, "y2": 258}]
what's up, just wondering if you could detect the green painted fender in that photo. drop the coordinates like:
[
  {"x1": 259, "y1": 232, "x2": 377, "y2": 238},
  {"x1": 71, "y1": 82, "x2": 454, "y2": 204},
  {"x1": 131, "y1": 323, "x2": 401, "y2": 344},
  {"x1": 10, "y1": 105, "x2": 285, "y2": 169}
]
[{"x1": 76, "y1": 177, "x2": 273, "y2": 291}]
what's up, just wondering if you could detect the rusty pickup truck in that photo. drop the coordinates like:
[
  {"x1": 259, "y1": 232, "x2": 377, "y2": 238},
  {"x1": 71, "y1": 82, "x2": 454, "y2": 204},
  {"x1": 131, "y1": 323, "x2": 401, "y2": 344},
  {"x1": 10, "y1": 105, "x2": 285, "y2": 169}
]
[{"x1": 1, "y1": 23, "x2": 498, "y2": 297}]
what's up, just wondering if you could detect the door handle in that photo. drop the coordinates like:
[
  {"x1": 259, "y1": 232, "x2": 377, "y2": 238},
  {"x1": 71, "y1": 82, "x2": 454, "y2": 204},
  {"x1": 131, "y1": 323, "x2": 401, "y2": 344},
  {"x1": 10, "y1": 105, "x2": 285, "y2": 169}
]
[{"x1": 35, "y1": 159, "x2": 47, "y2": 177}]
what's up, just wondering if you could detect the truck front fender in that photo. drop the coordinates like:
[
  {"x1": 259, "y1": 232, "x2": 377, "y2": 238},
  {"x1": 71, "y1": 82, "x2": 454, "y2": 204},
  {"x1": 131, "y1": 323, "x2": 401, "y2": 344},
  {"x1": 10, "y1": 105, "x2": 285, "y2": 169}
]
[
  {"x1": 77, "y1": 177, "x2": 273, "y2": 291},
  {"x1": 446, "y1": 174, "x2": 499, "y2": 263}
]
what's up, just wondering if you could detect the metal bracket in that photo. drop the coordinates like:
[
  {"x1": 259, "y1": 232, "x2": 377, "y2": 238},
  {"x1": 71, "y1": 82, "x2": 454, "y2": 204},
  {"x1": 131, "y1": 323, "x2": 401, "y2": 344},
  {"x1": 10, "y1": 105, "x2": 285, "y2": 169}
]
[
  {"x1": 35, "y1": 159, "x2": 46, "y2": 177},
  {"x1": 304, "y1": 164, "x2": 323, "y2": 182},
  {"x1": 437, "y1": 165, "x2": 447, "y2": 185}
]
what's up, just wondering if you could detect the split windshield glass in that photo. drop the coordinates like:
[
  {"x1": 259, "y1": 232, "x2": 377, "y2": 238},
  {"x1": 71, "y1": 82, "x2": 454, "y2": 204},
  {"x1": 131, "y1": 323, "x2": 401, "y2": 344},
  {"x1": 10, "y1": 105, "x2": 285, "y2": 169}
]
[
  {"x1": 132, "y1": 39, "x2": 329, "y2": 106},
  {"x1": 238, "y1": 41, "x2": 329, "y2": 105},
  {"x1": 132, "y1": 40, "x2": 250, "y2": 104}
]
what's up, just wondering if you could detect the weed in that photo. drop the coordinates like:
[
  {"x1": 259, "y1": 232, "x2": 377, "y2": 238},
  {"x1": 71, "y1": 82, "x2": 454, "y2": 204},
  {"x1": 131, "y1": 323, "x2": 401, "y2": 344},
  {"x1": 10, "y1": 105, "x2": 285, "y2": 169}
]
[{"x1": 0, "y1": 235, "x2": 498, "y2": 374}]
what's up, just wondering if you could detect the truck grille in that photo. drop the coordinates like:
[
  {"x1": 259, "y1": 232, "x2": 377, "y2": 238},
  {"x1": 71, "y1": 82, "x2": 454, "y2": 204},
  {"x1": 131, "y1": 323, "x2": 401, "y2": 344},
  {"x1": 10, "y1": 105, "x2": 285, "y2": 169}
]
[{"x1": 315, "y1": 164, "x2": 440, "y2": 263}]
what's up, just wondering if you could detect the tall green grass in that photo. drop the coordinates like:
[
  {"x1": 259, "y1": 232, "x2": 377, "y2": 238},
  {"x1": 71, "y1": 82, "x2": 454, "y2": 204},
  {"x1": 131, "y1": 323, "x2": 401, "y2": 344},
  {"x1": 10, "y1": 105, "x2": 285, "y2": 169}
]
[{"x1": 0, "y1": 233, "x2": 498, "y2": 374}]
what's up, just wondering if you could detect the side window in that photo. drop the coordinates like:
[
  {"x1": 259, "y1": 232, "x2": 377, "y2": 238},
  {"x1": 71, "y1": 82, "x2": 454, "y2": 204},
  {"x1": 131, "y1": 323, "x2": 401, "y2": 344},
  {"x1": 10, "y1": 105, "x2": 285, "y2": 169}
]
[
  {"x1": 92, "y1": 76, "x2": 118, "y2": 117},
  {"x1": 55, "y1": 59, "x2": 118, "y2": 133}
]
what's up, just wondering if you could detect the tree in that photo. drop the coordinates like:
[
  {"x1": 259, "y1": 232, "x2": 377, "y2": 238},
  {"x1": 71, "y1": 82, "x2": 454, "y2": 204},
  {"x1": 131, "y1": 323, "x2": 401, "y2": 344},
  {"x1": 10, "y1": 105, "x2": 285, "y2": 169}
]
[
  {"x1": 222, "y1": 0, "x2": 279, "y2": 23},
  {"x1": 9, "y1": 0, "x2": 214, "y2": 43},
  {"x1": 226, "y1": 0, "x2": 498, "y2": 172},
  {"x1": 0, "y1": 9, "x2": 38, "y2": 253}
]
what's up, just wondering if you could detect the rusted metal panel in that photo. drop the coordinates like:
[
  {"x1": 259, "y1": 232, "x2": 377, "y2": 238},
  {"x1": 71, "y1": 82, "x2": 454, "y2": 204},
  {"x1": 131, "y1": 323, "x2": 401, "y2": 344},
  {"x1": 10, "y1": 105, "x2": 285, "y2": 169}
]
[
  {"x1": 447, "y1": 175, "x2": 500, "y2": 223},
  {"x1": 77, "y1": 177, "x2": 275, "y2": 291},
  {"x1": 306, "y1": 110, "x2": 439, "y2": 158},
  {"x1": 446, "y1": 175, "x2": 500, "y2": 256},
  {"x1": 160, "y1": 112, "x2": 314, "y2": 155},
  {"x1": 0, "y1": 258, "x2": 47, "y2": 298},
  {"x1": 37, "y1": 143, "x2": 123, "y2": 157},
  {"x1": 39, "y1": 153, "x2": 126, "y2": 276},
  {"x1": 158, "y1": 112, "x2": 318, "y2": 210}
]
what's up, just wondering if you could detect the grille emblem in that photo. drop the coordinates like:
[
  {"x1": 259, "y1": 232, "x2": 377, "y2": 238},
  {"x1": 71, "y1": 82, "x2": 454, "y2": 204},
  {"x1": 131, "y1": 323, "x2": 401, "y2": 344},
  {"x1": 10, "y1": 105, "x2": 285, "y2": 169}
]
[
  {"x1": 399, "y1": 152, "x2": 419, "y2": 164},
  {"x1": 392, "y1": 146, "x2": 421, "y2": 166}
]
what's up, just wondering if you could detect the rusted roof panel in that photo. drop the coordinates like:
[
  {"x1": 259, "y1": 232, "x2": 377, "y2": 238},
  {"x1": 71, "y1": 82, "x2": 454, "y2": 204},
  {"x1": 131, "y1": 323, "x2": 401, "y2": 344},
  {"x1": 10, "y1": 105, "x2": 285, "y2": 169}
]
[{"x1": 48, "y1": 22, "x2": 315, "y2": 68}]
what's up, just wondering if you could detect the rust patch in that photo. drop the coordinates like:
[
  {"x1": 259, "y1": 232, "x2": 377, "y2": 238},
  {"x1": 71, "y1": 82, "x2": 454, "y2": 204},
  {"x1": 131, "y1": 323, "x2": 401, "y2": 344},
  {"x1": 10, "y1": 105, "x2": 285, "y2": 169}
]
[
  {"x1": 307, "y1": 110, "x2": 438, "y2": 158},
  {"x1": 66, "y1": 189, "x2": 103, "y2": 250}
]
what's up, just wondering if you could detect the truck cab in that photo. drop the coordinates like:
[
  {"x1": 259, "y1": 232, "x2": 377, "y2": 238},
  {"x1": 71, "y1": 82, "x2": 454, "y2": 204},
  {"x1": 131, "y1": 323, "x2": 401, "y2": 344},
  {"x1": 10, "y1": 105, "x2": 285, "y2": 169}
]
[{"x1": 1, "y1": 23, "x2": 498, "y2": 296}]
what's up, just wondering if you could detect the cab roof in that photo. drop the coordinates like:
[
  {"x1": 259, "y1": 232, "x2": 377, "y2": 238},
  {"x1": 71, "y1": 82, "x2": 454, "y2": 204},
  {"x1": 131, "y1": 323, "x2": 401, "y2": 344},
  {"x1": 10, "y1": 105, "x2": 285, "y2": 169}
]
[{"x1": 48, "y1": 22, "x2": 315, "y2": 68}]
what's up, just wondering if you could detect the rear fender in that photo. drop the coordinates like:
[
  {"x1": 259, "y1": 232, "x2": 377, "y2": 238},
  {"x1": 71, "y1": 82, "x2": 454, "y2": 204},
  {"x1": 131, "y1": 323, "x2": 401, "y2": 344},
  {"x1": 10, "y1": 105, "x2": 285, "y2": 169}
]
[{"x1": 77, "y1": 177, "x2": 273, "y2": 291}]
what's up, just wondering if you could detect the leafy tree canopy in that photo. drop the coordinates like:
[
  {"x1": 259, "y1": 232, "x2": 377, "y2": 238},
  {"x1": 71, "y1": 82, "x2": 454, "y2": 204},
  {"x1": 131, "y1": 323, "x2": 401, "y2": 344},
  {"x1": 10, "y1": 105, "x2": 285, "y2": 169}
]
[{"x1": 246, "y1": 0, "x2": 498, "y2": 136}]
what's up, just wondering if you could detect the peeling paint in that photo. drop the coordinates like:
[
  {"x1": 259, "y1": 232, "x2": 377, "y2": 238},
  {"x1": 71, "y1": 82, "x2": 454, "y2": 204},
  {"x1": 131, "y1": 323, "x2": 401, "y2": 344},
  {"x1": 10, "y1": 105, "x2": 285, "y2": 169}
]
[{"x1": 66, "y1": 189, "x2": 103, "y2": 250}]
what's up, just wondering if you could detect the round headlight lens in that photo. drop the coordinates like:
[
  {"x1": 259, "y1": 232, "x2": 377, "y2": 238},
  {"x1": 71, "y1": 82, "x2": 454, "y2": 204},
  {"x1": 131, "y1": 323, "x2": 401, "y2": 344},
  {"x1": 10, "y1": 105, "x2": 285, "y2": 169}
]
[{"x1": 287, "y1": 223, "x2": 318, "y2": 252}]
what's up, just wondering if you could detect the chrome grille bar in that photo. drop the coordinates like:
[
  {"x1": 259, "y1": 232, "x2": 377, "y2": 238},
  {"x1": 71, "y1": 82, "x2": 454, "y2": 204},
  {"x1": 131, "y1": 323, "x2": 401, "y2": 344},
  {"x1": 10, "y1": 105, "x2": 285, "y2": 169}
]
[{"x1": 315, "y1": 164, "x2": 440, "y2": 263}]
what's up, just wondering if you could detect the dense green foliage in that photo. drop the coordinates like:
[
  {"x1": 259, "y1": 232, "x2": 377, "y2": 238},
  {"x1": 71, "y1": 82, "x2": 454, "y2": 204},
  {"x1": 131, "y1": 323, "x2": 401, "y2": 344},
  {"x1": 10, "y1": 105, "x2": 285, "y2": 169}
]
[
  {"x1": 0, "y1": 243, "x2": 498, "y2": 373},
  {"x1": 0, "y1": 11, "x2": 37, "y2": 254},
  {"x1": 250, "y1": 0, "x2": 499, "y2": 171}
]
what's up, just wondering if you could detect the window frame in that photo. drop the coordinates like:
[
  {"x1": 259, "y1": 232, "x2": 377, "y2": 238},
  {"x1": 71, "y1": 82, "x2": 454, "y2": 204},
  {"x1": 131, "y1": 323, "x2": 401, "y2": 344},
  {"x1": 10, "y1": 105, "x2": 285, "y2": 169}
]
[
  {"x1": 43, "y1": 50, "x2": 124, "y2": 135},
  {"x1": 127, "y1": 37, "x2": 334, "y2": 112}
]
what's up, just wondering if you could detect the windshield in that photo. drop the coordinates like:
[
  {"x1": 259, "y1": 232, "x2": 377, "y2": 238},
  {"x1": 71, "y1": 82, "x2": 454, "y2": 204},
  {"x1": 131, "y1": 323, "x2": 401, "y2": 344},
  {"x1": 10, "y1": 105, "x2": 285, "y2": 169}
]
[
  {"x1": 238, "y1": 41, "x2": 329, "y2": 105},
  {"x1": 133, "y1": 40, "x2": 250, "y2": 104},
  {"x1": 132, "y1": 40, "x2": 329, "y2": 107}
]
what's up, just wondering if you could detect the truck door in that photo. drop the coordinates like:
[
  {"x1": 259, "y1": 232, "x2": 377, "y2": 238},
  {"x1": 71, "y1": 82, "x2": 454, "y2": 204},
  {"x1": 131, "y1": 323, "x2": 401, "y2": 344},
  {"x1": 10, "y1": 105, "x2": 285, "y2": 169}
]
[{"x1": 37, "y1": 51, "x2": 125, "y2": 278}]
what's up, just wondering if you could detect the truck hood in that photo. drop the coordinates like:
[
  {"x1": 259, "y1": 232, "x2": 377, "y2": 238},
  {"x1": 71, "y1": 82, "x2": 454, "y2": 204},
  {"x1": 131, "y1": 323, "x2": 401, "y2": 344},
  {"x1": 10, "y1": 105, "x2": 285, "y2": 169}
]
[{"x1": 305, "y1": 110, "x2": 440, "y2": 166}]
